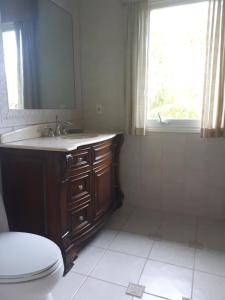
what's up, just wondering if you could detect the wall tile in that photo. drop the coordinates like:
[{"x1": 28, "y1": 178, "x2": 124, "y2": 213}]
[{"x1": 120, "y1": 133, "x2": 225, "y2": 220}]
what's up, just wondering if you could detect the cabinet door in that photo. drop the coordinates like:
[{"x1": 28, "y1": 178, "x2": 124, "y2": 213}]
[{"x1": 93, "y1": 165, "x2": 113, "y2": 220}]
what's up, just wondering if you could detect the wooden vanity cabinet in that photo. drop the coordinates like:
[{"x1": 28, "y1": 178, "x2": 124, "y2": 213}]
[{"x1": 0, "y1": 134, "x2": 124, "y2": 274}]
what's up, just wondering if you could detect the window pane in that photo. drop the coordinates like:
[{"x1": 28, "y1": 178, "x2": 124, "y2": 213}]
[
  {"x1": 148, "y1": 2, "x2": 208, "y2": 120},
  {"x1": 2, "y1": 30, "x2": 22, "y2": 109}
]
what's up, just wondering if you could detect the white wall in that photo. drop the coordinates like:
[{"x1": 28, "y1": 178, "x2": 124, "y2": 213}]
[
  {"x1": 79, "y1": 0, "x2": 125, "y2": 132},
  {"x1": 79, "y1": 0, "x2": 225, "y2": 220}
]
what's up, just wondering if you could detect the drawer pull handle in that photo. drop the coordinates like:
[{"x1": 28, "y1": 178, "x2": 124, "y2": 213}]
[
  {"x1": 77, "y1": 157, "x2": 83, "y2": 163},
  {"x1": 78, "y1": 185, "x2": 84, "y2": 191},
  {"x1": 79, "y1": 215, "x2": 84, "y2": 222}
]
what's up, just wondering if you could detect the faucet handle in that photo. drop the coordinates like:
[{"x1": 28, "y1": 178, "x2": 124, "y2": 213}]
[
  {"x1": 48, "y1": 127, "x2": 55, "y2": 137},
  {"x1": 62, "y1": 121, "x2": 73, "y2": 126},
  {"x1": 61, "y1": 121, "x2": 73, "y2": 135}
]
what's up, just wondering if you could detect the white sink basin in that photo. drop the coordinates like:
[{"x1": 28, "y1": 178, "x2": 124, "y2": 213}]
[{"x1": 62, "y1": 133, "x2": 98, "y2": 139}]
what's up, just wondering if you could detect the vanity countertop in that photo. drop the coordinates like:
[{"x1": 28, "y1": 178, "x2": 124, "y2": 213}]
[{"x1": 0, "y1": 133, "x2": 117, "y2": 152}]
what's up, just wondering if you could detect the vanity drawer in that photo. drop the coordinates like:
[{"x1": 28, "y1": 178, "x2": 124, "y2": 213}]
[
  {"x1": 69, "y1": 201, "x2": 92, "y2": 237},
  {"x1": 92, "y1": 140, "x2": 113, "y2": 166},
  {"x1": 69, "y1": 148, "x2": 91, "y2": 176},
  {"x1": 69, "y1": 173, "x2": 92, "y2": 205}
]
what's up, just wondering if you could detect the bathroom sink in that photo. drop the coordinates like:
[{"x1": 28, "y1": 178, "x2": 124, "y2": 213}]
[{"x1": 62, "y1": 133, "x2": 98, "y2": 139}]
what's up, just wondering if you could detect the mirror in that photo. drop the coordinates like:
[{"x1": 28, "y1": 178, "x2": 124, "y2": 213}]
[{"x1": 0, "y1": 0, "x2": 75, "y2": 109}]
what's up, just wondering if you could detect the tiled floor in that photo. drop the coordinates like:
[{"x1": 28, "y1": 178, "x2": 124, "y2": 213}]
[{"x1": 53, "y1": 207, "x2": 225, "y2": 300}]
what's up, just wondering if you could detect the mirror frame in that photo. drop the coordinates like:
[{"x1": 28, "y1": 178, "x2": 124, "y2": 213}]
[{"x1": 0, "y1": 0, "x2": 82, "y2": 129}]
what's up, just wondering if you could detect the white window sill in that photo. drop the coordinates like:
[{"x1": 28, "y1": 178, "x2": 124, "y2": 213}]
[{"x1": 146, "y1": 119, "x2": 201, "y2": 133}]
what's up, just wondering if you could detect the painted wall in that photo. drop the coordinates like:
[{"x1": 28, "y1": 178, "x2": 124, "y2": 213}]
[
  {"x1": 79, "y1": 0, "x2": 225, "y2": 220},
  {"x1": 79, "y1": 0, "x2": 125, "y2": 132},
  {"x1": 0, "y1": 0, "x2": 81, "y2": 231}
]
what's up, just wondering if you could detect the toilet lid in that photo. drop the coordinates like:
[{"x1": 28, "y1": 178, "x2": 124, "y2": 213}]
[{"x1": 0, "y1": 232, "x2": 62, "y2": 280}]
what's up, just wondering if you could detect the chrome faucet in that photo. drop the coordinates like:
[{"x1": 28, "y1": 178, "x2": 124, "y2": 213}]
[{"x1": 55, "y1": 116, "x2": 72, "y2": 136}]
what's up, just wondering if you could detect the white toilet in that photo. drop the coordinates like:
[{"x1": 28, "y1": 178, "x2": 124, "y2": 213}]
[{"x1": 0, "y1": 232, "x2": 64, "y2": 300}]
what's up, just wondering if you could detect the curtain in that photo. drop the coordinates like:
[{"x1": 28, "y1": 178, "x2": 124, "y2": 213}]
[
  {"x1": 0, "y1": 10, "x2": 9, "y2": 115},
  {"x1": 16, "y1": 21, "x2": 39, "y2": 109},
  {"x1": 15, "y1": 25, "x2": 24, "y2": 109},
  {"x1": 201, "y1": 0, "x2": 225, "y2": 137},
  {"x1": 0, "y1": 14, "x2": 9, "y2": 232},
  {"x1": 124, "y1": 0, "x2": 150, "y2": 135}
]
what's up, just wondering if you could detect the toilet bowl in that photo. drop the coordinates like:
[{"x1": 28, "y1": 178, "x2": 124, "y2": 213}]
[{"x1": 0, "y1": 232, "x2": 64, "y2": 300}]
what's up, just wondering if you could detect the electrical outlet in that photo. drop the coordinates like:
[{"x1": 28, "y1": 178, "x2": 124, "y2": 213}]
[{"x1": 96, "y1": 104, "x2": 103, "y2": 114}]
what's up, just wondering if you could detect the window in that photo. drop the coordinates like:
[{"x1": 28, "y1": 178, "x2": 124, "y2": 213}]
[
  {"x1": 2, "y1": 23, "x2": 23, "y2": 109},
  {"x1": 148, "y1": 1, "x2": 209, "y2": 132}
]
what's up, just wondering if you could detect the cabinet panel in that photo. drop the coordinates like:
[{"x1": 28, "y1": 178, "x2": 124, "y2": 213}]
[
  {"x1": 69, "y1": 201, "x2": 93, "y2": 238},
  {"x1": 93, "y1": 165, "x2": 113, "y2": 220},
  {"x1": 2, "y1": 157, "x2": 46, "y2": 235},
  {"x1": 69, "y1": 147, "x2": 91, "y2": 177},
  {"x1": 69, "y1": 172, "x2": 92, "y2": 206},
  {"x1": 92, "y1": 141, "x2": 112, "y2": 167}
]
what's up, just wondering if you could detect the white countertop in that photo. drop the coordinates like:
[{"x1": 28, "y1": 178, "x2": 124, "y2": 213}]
[{"x1": 0, "y1": 134, "x2": 117, "y2": 152}]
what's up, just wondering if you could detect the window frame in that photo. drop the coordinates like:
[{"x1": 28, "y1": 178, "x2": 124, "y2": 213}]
[
  {"x1": 147, "y1": 119, "x2": 201, "y2": 133},
  {"x1": 2, "y1": 22, "x2": 24, "y2": 110},
  {"x1": 2, "y1": 22, "x2": 15, "y2": 33},
  {"x1": 147, "y1": 0, "x2": 208, "y2": 133}
]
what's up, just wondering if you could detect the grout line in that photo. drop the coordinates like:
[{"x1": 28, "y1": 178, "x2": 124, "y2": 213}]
[
  {"x1": 143, "y1": 290, "x2": 173, "y2": 300},
  {"x1": 147, "y1": 258, "x2": 194, "y2": 271},
  {"x1": 85, "y1": 243, "x2": 225, "y2": 279},
  {"x1": 87, "y1": 274, "x2": 128, "y2": 289},
  {"x1": 71, "y1": 229, "x2": 124, "y2": 298},
  {"x1": 135, "y1": 236, "x2": 156, "y2": 291},
  {"x1": 189, "y1": 215, "x2": 198, "y2": 300},
  {"x1": 88, "y1": 230, "x2": 121, "y2": 273},
  {"x1": 193, "y1": 269, "x2": 225, "y2": 279},
  {"x1": 70, "y1": 274, "x2": 89, "y2": 300},
  {"x1": 106, "y1": 247, "x2": 152, "y2": 260},
  {"x1": 190, "y1": 247, "x2": 197, "y2": 300},
  {"x1": 71, "y1": 217, "x2": 225, "y2": 299},
  {"x1": 84, "y1": 235, "x2": 196, "y2": 266}
]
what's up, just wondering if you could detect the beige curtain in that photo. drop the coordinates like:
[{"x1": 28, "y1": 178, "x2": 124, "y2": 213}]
[
  {"x1": 0, "y1": 13, "x2": 9, "y2": 232},
  {"x1": 201, "y1": 0, "x2": 225, "y2": 137},
  {"x1": 124, "y1": 0, "x2": 150, "y2": 135},
  {"x1": 16, "y1": 21, "x2": 39, "y2": 109},
  {"x1": 15, "y1": 25, "x2": 24, "y2": 109}
]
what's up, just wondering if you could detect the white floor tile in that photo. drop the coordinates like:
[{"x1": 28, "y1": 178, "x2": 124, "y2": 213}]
[
  {"x1": 142, "y1": 294, "x2": 164, "y2": 300},
  {"x1": 109, "y1": 231, "x2": 154, "y2": 258},
  {"x1": 150, "y1": 240, "x2": 195, "y2": 269},
  {"x1": 159, "y1": 220, "x2": 196, "y2": 244},
  {"x1": 72, "y1": 277, "x2": 132, "y2": 300},
  {"x1": 91, "y1": 250, "x2": 146, "y2": 287},
  {"x1": 52, "y1": 272, "x2": 86, "y2": 300},
  {"x1": 91, "y1": 229, "x2": 118, "y2": 248},
  {"x1": 139, "y1": 260, "x2": 193, "y2": 300},
  {"x1": 71, "y1": 246, "x2": 105, "y2": 275},
  {"x1": 53, "y1": 214, "x2": 225, "y2": 300},
  {"x1": 197, "y1": 219, "x2": 225, "y2": 251},
  {"x1": 193, "y1": 271, "x2": 225, "y2": 300},
  {"x1": 195, "y1": 249, "x2": 225, "y2": 276}
]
